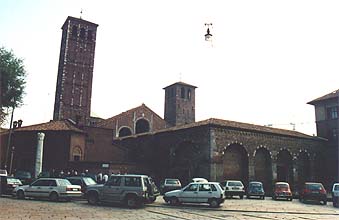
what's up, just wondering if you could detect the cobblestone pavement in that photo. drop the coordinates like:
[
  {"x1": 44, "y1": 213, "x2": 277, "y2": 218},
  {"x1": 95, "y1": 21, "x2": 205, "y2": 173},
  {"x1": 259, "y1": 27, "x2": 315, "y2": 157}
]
[{"x1": 1, "y1": 196, "x2": 339, "y2": 220}]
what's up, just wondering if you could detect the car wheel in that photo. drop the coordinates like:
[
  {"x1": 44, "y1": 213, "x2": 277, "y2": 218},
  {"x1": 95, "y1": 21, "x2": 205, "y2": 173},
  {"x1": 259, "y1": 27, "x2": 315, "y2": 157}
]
[
  {"x1": 240, "y1": 195, "x2": 244, "y2": 199},
  {"x1": 16, "y1": 190, "x2": 25, "y2": 199},
  {"x1": 247, "y1": 195, "x2": 251, "y2": 199},
  {"x1": 261, "y1": 196, "x2": 265, "y2": 200},
  {"x1": 49, "y1": 192, "x2": 59, "y2": 202},
  {"x1": 126, "y1": 195, "x2": 139, "y2": 208},
  {"x1": 169, "y1": 197, "x2": 179, "y2": 206},
  {"x1": 272, "y1": 196, "x2": 276, "y2": 200},
  {"x1": 323, "y1": 200, "x2": 327, "y2": 205},
  {"x1": 289, "y1": 197, "x2": 293, "y2": 201},
  {"x1": 87, "y1": 192, "x2": 99, "y2": 205},
  {"x1": 209, "y1": 199, "x2": 219, "y2": 208}
]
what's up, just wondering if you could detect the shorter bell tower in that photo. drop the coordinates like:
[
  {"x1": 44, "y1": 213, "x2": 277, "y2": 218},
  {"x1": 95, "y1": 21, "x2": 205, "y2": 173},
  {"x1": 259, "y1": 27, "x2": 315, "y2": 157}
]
[{"x1": 164, "y1": 82, "x2": 197, "y2": 127}]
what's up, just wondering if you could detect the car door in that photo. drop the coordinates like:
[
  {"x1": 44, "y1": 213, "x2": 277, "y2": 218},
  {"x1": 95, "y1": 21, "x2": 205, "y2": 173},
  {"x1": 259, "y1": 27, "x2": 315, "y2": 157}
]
[
  {"x1": 26, "y1": 179, "x2": 49, "y2": 197},
  {"x1": 101, "y1": 176, "x2": 122, "y2": 202},
  {"x1": 179, "y1": 183, "x2": 198, "y2": 203},
  {"x1": 196, "y1": 183, "x2": 212, "y2": 203}
]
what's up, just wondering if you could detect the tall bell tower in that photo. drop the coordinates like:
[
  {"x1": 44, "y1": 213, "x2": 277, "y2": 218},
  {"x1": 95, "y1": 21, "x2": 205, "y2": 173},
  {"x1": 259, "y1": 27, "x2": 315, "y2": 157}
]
[
  {"x1": 53, "y1": 16, "x2": 98, "y2": 125},
  {"x1": 164, "y1": 82, "x2": 197, "y2": 127}
]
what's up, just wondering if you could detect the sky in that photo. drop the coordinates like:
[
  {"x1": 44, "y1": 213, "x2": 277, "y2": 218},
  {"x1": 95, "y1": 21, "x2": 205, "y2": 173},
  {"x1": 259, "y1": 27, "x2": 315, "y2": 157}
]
[{"x1": 1, "y1": 0, "x2": 338, "y2": 135}]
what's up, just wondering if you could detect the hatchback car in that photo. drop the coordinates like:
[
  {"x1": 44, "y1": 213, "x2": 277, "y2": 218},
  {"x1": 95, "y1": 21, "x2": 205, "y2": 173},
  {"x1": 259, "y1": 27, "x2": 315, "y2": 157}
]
[
  {"x1": 221, "y1": 180, "x2": 245, "y2": 199},
  {"x1": 14, "y1": 170, "x2": 33, "y2": 185},
  {"x1": 247, "y1": 181, "x2": 265, "y2": 199},
  {"x1": 332, "y1": 183, "x2": 339, "y2": 207},
  {"x1": 163, "y1": 182, "x2": 225, "y2": 207},
  {"x1": 272, "y1": 182, "x2": 292, "y2": 201},
  {"x1": 299, "y1": 182, "x2": 327, "y2": 205},
  {"x1": 160, "y1": 178, "x2": 182, "y2": 194},
  {"x1": 0, "y1": 176, "x2": 22, "y2": 195},
  {"x1": 66, "y1": 176, "x2": 97, "y2": 193},
  {"x1": 14, "y1": 178, "x2": 82, "y2": 201}
]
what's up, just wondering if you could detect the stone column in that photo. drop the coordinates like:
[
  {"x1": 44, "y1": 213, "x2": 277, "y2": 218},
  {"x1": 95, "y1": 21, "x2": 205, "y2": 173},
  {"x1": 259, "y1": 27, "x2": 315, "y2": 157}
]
[
  {"x1": 248, "y1": 156, "x2": 255, "y2": 181},
  {"x1": 272, "y1": 158, "x2": 277, "y2": 182},
  {"x1": 35, "y1": 132, "x2": 45, "y2": 178}
]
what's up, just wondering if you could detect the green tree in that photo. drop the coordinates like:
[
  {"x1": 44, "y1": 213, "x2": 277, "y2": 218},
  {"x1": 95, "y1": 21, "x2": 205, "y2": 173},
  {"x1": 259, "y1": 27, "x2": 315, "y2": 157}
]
[{"x1": 0, "y1": 47, "x2": 27, "y2": 125}]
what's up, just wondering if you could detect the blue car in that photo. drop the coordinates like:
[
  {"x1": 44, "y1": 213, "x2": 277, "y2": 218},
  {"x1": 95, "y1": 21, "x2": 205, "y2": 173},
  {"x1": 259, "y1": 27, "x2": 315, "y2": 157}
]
[{"x1": 247, "y1": 181, "x2": 265, "y2": 199}]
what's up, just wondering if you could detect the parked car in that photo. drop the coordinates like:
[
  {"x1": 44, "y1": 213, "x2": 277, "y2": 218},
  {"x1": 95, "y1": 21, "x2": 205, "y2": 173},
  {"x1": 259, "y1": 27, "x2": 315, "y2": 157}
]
[
  {"x1": 299, "y1": 182, "x2": 327, "y2": 205},
  {"x1": 85, "y1": 174, "x2": 157, "y2": 208},
  {"x1": 332, "y1": 183, "x2": 339, "y2": 207},
  {"x1": 14, "y1": 170, "x2": 33, "y2": 185},
  {"x1": 66, "y1": 176, "x2": 97, "y2": 193},
  {"x1": 272, "y1": 182, "x2": 292, "y2": 201},
  {"x1": 14, "y1": 178, "x2": 82, "y2": 201},
  {"x1": 0, "y1": 169, "x2": 8, "y2": 176},
  {"x1": 191, "y1": 178, "x2": 208, "y2": 183},
  {"x1": 0, "y1": 176, "x2": 22, "y2": 195},
  {"x1": 160, "y1": 178, "x2": 182, "y2": 194},
  {"x1": 221, "y1": 180, "x2": 245, "y2": 199},
  {"x1": 247, "y1": 181, "x2": 265, "y2": 199},
  {"x1": 163, "y1": 182, "x2": 225, "y2": 208}
]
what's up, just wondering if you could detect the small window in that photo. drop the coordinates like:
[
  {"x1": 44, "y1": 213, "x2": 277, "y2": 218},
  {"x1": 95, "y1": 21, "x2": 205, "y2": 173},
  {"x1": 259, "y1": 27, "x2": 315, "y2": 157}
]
[
  {"x1": 211, "y1": 184, "x2": 217, "y2": 191},
  {"x1": 72, "y1": 146, "x2": 82, "y2": 161},
  {"x1": 181, "y1": 87, "x2": 185, "y2": 99},
  {"x1": 184, "y1": 184, "x2": 198, "y2": 192},
  {"x1": 327, "y1": 106, "x2": 338, "y2": 119},
  {"x1": 124, "y1": 177, "x2": 141, "y2": 187},
  {"x1": 107, "y1": 176, "x2": 122, "y2": 186},
  {"x1": 72, "y1": 25, "x2": 77, "y2": 36},
  {"x1": 187, "y1": 89, "x2": 191, "y2": 100},
  {"x1": 87, "y1": 30, "x2": 93, "y2": 41},
  {"x1": 80, "y1": 28, "x2": 86, "y2": 39},
  {"x1": 199, "y1": 184, "x2": 211, "y2": 192}
]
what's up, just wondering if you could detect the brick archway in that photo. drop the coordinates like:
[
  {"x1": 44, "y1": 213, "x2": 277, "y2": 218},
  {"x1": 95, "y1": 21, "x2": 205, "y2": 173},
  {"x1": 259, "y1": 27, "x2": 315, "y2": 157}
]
[
  {"x1": 254, "y1": 147, "x2": 273, "y2": 194},
  {"x1": 118, "y1": 126, "x2": 132, "y2": 137},
  {"x1": 223, "y1": 143, "x2": 249, "y2": 185},
  {"x1": 135, "y1": 118, "x2": 150, "y2": 134},
  {"x1": 277, "y1": 149, "x2": 294, "y2": 185}
]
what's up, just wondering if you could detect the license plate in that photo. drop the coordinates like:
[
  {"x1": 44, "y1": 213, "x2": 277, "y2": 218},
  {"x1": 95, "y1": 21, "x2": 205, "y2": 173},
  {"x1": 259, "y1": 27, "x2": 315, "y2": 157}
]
[
  {"x1": 72, "y1": 188, "x2": 78, "y2": 191},
  {"x1": 232, "y1": 187, "x2": 239, "y2": 190}
]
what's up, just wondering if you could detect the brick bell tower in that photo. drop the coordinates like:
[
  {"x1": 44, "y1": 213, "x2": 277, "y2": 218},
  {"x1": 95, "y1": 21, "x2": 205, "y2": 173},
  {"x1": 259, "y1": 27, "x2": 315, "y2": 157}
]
[
  {"x1": 164, "y1": 82, "x2": 197, "y2": 127},
  {"x1": 53, "y1": 16, "x2": 98, "y2": 125}
]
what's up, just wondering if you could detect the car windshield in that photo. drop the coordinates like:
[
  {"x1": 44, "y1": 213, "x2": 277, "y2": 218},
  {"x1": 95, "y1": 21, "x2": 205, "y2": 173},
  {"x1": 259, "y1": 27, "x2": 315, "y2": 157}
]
[
  {"x1": 335, "y1": 185, "x2": 339, "y2": 191},
  {"x1": 58, "y1": 179, "x2": 71, "y2": 186},
  {"x1": 306, "y1": 184, "x2": 323, "y2": 190},
  {"x1": 166, "y1": 179, "x2": 180, "y2": 184},
  {"x1": 276, "y1": 184, "x2": 289, "y2": 188},
  {"x1": 83, "y1": 177, "x2": 97, "y2": 185},
  {"x1": 250, "y1": 183, "x2": 262, "y2": 189},
  {"x1": 15, "y1": 171, "x2": 31, "y2": 178},
  {"x1": 7, "y1": 178, "x2": 22, "y2": 184},
  {"x1": 229, "y1": 182, "x2": 243, "y2": 187}
]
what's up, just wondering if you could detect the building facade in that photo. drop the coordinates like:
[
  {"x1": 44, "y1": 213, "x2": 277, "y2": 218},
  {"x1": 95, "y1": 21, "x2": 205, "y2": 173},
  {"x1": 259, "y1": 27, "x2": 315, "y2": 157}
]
[
  {"x1": 308, "y1": 89, "x2": 339, "y2": 184},
  {"x1": 53, "y1": 16, "x2": 98, "y2": 126}
]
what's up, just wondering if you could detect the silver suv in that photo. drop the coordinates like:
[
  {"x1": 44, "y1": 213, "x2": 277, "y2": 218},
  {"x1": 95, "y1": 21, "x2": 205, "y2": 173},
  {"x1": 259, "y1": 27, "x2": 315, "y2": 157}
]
[
  {"x1": 163, "y1": 182, "x2": 225, "y2": 207},
  {"x1": 222, "y1": 180, "x2": 245, "y2": 199},
  {"x1": 85, "y1": 174, "x2": 156, "y2": 208}
]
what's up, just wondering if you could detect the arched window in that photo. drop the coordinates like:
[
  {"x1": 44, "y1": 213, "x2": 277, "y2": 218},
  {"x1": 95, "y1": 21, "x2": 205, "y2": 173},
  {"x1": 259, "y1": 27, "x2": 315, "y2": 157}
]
[
  {"x1": 72, "y1": 25, "x2": 77, "y2": 37},
  {"x1": 135, "y1": 119, "x2": 150, "y2": 134},
  {"x1": 181, "y1": 87, "x2": 185, "y2": 99},
  {"x1": 80, "y1": 28, "x2": 85, "y2": 39},
  {"x1": 187, "y1": 89, "x2": 191, "y2": 100},
  {"x1": 118, "y1": 127, "x2": 132, "y2": 137},
  {"x1": 87, "y1": 30, "x2": 93, "y2": 41},
  {"x1": 72, "y1": 146, "x2": 82, "y2": 161}
]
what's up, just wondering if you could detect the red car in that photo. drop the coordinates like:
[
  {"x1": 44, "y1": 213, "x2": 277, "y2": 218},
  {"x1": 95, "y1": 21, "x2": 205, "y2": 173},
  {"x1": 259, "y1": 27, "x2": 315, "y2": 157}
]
[
  {"x1": 299, "y1": 182, "x2": 327, "y2": 205},
  {"x1": 272, "y1": 182, "x2": 293, "y2": 201}
]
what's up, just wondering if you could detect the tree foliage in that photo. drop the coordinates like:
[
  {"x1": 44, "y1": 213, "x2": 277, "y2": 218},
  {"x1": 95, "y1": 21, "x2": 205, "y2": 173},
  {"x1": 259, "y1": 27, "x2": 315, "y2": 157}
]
[{"x1": 0, "y1": 47, "x2": 27, "y2": 125}]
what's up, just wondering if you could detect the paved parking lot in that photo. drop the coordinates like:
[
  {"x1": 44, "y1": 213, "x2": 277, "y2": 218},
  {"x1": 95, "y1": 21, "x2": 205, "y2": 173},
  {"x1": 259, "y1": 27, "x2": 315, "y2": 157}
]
[{"x1": 1, "y1": 196, "x2": 339, "y2": 220}]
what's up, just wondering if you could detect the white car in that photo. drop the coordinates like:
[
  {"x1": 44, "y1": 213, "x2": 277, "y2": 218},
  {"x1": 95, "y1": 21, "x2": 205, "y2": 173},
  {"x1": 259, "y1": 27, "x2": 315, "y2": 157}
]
[
  {"x1": 163, "y1": 182, "x2": 225, "y2": 207},
  {"x1": 222, "y1": 180, "x2": 245, "y2": 199},
  {"x1": 14, "y1": 178, "x2": 82, "y2": 201},
  {"x1": 332, "y1": 183, "x2": 339, "y2": 207}
]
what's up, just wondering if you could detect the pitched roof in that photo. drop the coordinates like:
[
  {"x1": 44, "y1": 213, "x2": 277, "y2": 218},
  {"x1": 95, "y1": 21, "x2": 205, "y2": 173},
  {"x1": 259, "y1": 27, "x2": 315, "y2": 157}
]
[
  {"x1": 97, "y1": 104, "x2": 165, "y2": 128},
  {"x1": 117, "y1": 118, "x2": 320, "y2": 140},
  {"x1": 163, "y1": 81, "x2": 197, "y2": 89},
  {"x1": 13, "y1": 120, "x2": 84, "y2": 133},
  {"x1": 308, "y1": 89, "x2": 339, "y2": 105}
]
